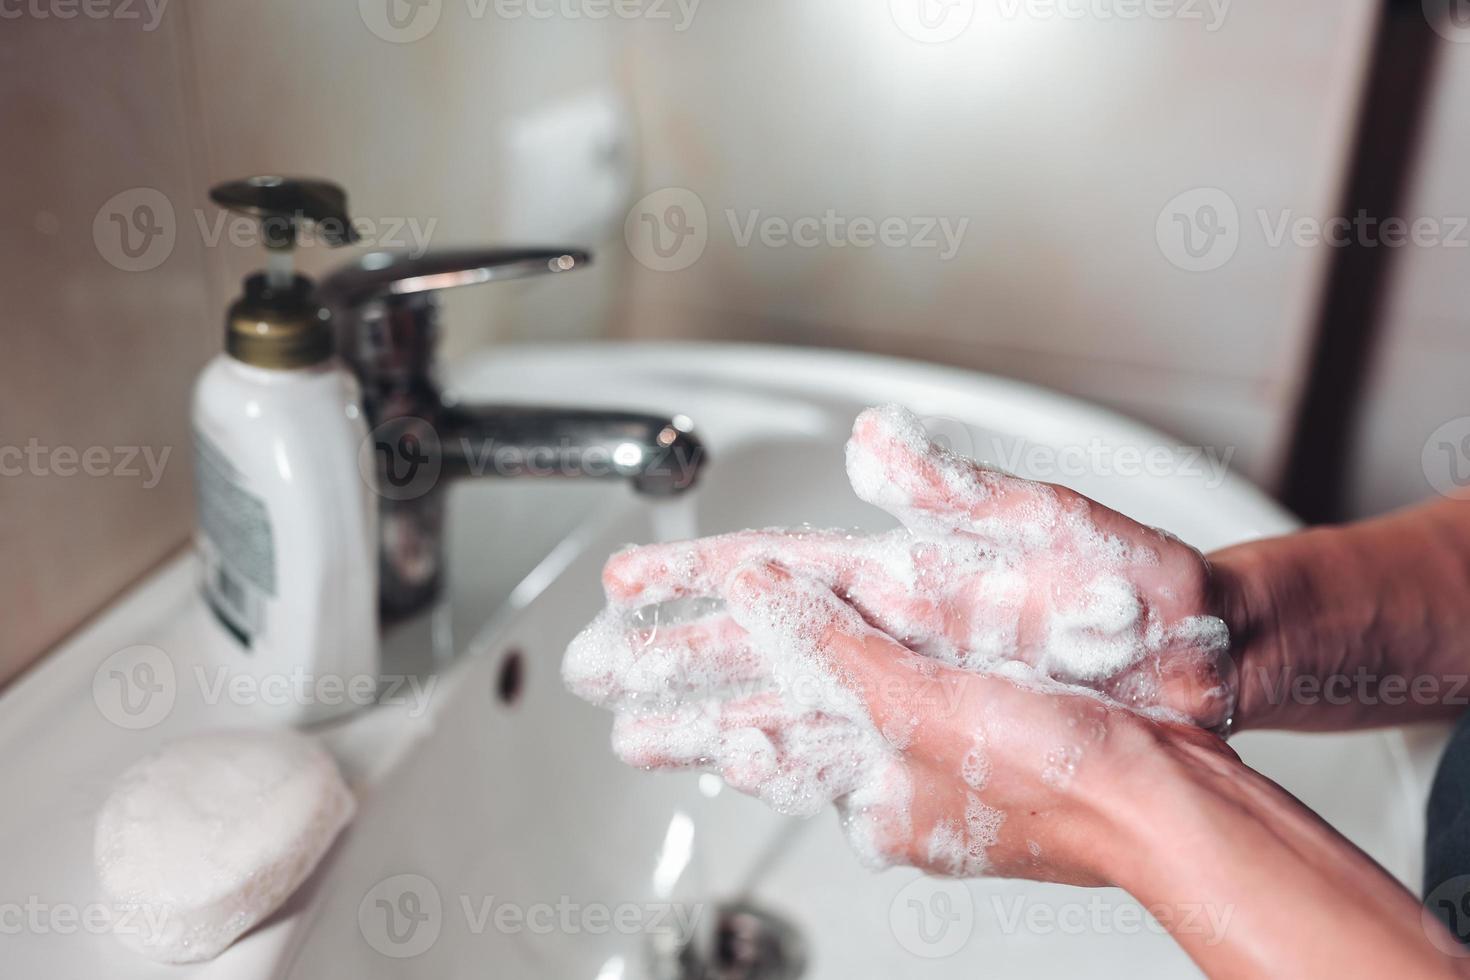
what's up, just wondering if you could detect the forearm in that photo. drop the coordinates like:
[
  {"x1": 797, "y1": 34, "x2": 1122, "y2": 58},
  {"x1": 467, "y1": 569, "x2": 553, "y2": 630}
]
[
  {"x1": 1210, "y1": 497, "x2": 1470, "y2": 732},
  {"x1": 1096, "y1": 734, "x2": 1465, "y2": 978}
]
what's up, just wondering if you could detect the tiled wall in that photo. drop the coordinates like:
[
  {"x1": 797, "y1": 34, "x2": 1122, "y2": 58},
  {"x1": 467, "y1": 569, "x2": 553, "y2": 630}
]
[
  {"x1": 1345, "y1": 34, "x2": 1470, "y2": 520},
  {"x1": 1, "y1": 12, "x2": 214, "y2": 683},
  {"x1": 180, "y1": 2, "x2": 628, "y2": 355},
  {"x1": 0, "y1": 1, "x2": 1401, "y2": 683},
  {"x1": 615, "y1": 0, "x2": 1379, "y2": 483}
]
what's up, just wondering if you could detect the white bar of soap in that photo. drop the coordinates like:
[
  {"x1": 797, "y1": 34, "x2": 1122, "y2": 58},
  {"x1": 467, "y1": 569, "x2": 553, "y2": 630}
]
[{"x1": 93, "y1": 729, "x2": 356, "y2": 963}]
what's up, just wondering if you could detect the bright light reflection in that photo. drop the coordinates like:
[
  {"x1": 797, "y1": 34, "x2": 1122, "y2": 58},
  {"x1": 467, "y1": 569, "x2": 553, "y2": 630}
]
[
  {"x1": 613, "y1": 442, "x2": 643, "y2": 467},
  {"x1": 652, "y1": 811, "x2": 695, "y2": 899},
  {"x1": 273, "y1": 441, "x2": 292, "y2": 481}
]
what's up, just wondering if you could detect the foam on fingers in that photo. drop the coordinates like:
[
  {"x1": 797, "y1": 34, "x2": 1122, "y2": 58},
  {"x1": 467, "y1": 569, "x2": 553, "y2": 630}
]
[
  {"x1": 94, "y1": 730, "x2": 354, "y2": 963},
  {"x1": 608, "y1": 692, "x2": 873, "y2": 819},
  {"x1": 562, "y1": 607, "x2": 769, "y2": 710},
  {"x1": 601, "y1": 529, "x2": 859, "y2": 609},
  {"x1": 846, "y1": 404, "x2": 978, "y2": 531},
  {"x1": 565, "y1": 403, "x2": 1237, "y2": 876}
]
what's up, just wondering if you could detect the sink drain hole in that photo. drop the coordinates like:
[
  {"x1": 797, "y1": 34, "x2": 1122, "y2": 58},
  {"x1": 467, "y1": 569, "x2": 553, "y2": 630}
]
[
  {"x1": 671, "y1": 901, "x2": 806, "y2": 980},
  {"x1": 496, "y1": 649, "x2": 524, "y2": 706}
]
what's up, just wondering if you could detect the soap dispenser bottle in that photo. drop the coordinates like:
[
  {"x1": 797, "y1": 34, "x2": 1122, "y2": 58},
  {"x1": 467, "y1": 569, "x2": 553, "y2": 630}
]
[{"x1": 192, "y1": 176, "x2": 378, "y2": 723}]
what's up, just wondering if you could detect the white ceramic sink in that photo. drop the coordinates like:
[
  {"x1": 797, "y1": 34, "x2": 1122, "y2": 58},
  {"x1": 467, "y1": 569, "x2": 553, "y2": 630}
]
[{"x1": 0, "y1": 343, "x2": 1439, "y2": 979}]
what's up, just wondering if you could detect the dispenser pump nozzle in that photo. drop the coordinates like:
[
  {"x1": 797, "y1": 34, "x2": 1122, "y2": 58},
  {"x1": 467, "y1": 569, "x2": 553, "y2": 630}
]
[
  {"x1": 208, "y1": 176, "x2": 359, "y2": 369},
  {"x1": 210, "y1": 175, "x2": 359, "y2": 286}
]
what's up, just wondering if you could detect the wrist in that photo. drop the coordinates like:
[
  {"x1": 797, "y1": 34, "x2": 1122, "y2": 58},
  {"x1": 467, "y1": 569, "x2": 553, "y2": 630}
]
[
  {"x1": 1096, "y1": 729, "x2": 1261, "y2": 909},
  {"x1": 1206, "y1": 540, "x2": 1291, "y2": 732},
  {"x1": 1066, "y1": 715, "x2": 1242, "y2": 887}
]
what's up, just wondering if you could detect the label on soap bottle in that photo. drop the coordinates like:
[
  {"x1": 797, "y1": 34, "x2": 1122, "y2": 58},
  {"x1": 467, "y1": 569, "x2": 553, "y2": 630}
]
[{"x1": 192, "y1": 430, "x2": 276, "y2": 647}]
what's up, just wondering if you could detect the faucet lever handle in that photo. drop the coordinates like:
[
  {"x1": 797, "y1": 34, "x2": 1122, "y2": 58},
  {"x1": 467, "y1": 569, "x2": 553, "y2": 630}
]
[
  {"x1": 321, "y1": 247, "x2": 590, "y2": 308},
  {"x1": 322, "y1": 246, "x2": 592, "y2": 386}
]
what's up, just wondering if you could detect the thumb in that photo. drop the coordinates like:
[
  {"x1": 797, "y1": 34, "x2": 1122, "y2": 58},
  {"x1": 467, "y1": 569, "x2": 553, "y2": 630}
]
[{"x1": 845, "y1": 404, "x2": 1001, "y2": 534}]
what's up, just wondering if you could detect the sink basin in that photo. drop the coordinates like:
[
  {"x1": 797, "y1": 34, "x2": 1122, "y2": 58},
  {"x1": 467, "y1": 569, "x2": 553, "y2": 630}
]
[{"x1": 0, "y1": 343, "x2": 1436, "y2": 979}]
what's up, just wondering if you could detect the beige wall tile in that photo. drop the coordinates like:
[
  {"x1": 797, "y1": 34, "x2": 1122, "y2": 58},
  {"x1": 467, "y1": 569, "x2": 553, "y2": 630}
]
[
  {"x1": 181, "y1": 0, "x2": 627, "y2": 357},
  {"x1": 7, "y1": 0, "x2": 1415, "y2": 682},
  {"x1": 0, "y1": 9, "x2": 213, "y2": 682},
  {"x1": 1346, "y1": 35, "x2": 1470, "y2": 519},
  {"x1": 615, "y1": 0, "x2": 1378, "y2": 484}
]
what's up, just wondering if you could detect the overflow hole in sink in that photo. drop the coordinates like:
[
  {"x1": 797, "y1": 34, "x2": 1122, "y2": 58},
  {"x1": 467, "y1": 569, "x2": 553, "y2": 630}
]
[{"x1": 496, "y1": 649, "x2": 525, "y2": 706}]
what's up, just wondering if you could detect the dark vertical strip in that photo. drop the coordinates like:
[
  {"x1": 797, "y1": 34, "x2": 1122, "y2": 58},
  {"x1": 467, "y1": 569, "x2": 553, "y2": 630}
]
[{"x1": 1280, "y1": 0, "x2": 1443, "y2": 523}]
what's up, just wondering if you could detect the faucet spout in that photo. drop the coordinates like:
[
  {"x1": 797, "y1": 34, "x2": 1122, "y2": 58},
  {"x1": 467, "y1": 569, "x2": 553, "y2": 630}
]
[
  {"x1": 440, "y1": 405, "x2": 704, "y2": 495},
  {"x1": 322, "y1": 246, "x2": 710, "y2": 621}
]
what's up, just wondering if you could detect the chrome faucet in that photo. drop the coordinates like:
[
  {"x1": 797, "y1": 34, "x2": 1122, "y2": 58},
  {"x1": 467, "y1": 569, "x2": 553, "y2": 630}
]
[{"x1": 320, "y1": 248, "x2": 706, "y2": 621}]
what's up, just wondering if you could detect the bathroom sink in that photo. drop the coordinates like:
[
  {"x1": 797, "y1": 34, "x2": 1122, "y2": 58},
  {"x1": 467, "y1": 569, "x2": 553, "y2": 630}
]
[{"x1": 0, "y1": 343, "x2": 1434, "y2": 979}]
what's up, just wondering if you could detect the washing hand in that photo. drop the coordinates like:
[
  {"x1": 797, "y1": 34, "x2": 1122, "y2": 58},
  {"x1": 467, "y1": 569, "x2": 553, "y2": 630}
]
[
  {"x1": 590, "y1": 404, "x2": 1235, "y2": 731},
  {"x1": 563, "y1": 423, "x2": 1470, "y2": 974},
  {"x1": 563, "y1": 404, "x2": 1235, "y2": 874},
  {"x1": 589, "y1": 558, "x2": 1233, "y2": 881}
]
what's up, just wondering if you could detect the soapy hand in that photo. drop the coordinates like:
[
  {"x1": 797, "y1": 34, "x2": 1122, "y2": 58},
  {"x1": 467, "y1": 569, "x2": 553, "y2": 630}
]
[
  {"x1": 592, "y1": 405, "x2": 1235, "y2": 730},
  {"x1": 568, "y1": 558, "x2": 1229, "y2": 882},
  {"x1": 562, "y1": 404, "x2": 1237, "y2": 879},
  {"x1": 564, "y1": 435, "x2": 1470, "y2": 970}
]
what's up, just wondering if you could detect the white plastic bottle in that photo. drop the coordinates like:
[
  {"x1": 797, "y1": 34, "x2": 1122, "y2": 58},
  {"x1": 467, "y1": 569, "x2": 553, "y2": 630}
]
[{"x1": 191, "y1": 177, "x2": 379, "y2": 723}]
